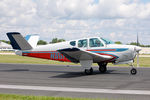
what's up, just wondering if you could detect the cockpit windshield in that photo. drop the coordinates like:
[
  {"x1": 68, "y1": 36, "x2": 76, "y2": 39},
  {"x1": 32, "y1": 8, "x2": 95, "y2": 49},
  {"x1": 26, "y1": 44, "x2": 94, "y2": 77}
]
[{"x1": 101, "y1": 38, "x2": 114, "y2": 44}]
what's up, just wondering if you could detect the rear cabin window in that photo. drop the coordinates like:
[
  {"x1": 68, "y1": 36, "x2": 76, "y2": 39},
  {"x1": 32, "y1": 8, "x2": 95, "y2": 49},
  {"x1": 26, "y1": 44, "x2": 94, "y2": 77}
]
[
  {"x1": 78, "y1": 39, "x2": 87, "y2": 47},
  {"x1": 70, "y1": 41, "x2": 76, "y2": 46},
  {"x1": 89, "y1": 38, "x2": 104, "y2": 47}
]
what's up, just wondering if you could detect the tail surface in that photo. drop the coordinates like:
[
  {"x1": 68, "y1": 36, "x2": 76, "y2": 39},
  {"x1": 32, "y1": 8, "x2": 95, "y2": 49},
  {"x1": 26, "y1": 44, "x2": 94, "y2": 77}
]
[{"x1": 7, "y1": 32, "x2": 32, "y2": 50}]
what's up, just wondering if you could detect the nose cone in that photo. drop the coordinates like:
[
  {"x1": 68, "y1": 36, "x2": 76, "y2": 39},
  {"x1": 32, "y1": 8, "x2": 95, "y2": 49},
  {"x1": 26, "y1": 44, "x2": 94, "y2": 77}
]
[{"x1": 135, "y1": 46, "x2": 142, "y2": 52}]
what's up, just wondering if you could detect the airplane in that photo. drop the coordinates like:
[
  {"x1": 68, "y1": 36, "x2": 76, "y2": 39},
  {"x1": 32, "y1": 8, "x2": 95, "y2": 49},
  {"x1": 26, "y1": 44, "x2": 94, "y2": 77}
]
[{"x1": 6, "y1": 32, "x2": 141, "y2": 75}]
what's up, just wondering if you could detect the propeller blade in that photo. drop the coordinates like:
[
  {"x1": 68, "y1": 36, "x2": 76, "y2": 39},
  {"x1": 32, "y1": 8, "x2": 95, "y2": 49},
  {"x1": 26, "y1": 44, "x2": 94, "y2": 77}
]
[
  {"x1": 137, "y1": 33, "x2": 139, "y2": 46},
  {"x1": 136, "y1": 33, "x2": 140, "y2": 67}
]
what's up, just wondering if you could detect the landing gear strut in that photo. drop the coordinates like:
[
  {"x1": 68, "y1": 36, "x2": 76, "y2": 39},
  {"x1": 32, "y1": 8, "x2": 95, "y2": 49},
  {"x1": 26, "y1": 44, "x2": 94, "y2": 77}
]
[
  {"x1": 98, "y1": 62, "x2": 107, "y2": 73},
  {"x1": 84, "y1": 68, "x2": 93, "y2": 75}
]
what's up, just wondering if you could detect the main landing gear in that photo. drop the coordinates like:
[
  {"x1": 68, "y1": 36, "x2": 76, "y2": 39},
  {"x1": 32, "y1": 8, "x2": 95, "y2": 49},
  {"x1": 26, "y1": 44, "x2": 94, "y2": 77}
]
[
  {"x1": 84, "y1": 67, "x2": 93, "y2": 75},
  {"x1": 98, "y1": 62, "x2": 107, "y2": 73},
  {"x1": 80, "y1": 60, "x2": 93, "y2": 75},
  {"x1": 83, "y1": 62, "x2": 108, "y2": 75},
  {"x1": 80, "y1": 60, "x2": 108, "y2": 75}
]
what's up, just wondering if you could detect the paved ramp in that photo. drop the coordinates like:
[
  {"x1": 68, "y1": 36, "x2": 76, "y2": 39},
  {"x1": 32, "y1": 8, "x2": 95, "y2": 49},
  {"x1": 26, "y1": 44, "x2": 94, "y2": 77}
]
[{"x1": 0, "y1": 63, "x2": 150, "y2": 100}]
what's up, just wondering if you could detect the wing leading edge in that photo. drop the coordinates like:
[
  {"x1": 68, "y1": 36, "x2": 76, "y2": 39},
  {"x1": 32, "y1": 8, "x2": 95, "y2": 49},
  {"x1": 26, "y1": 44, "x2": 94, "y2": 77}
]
[{"x1": 57, "y1": 48, "x2": 113, "y2": 63}]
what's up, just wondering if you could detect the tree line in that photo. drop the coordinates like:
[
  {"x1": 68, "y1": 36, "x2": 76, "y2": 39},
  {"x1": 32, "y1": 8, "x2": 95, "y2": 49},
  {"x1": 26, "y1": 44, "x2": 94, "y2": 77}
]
[
  {"x1": 115, "y1": 41, "x2": 150, "y2": 47},
  {"x1": 1, "y1": 39, "x2": 150, "y2": 47},
  {"x1": 37, "y1": 38, "x2": 65, "y2": 45},
  {"x1": 0, "y1": 38, "x2": 65, "y2": 45}
]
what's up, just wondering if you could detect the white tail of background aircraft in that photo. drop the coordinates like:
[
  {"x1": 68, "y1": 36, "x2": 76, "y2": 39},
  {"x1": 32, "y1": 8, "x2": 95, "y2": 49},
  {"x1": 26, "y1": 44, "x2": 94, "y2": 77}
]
[{"x1": 25, "y1": 34, "x2": 39, "y2": 48}]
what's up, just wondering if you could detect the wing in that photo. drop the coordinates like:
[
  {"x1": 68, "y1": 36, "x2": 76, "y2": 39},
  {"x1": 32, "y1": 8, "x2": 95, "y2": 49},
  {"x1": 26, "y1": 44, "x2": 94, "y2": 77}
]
[{"x1": 57, "y1": 48, "x2": 113, "y2": 63}]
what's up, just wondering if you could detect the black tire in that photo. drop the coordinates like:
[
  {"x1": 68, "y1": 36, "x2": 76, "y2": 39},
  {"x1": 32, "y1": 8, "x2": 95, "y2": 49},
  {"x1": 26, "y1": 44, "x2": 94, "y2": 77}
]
[
  {"x1": 130, "y1": 68, "x2": 137, "y2": 75},
  {"x1": 98, "y1": 62, "x2": 107, "y2": 73},
  {"x1": 99, "y1": 66, "x2": 107, "y2": 73},
  {"x1": 84, "y1": 68, "x2": 93, "y2": 75}
]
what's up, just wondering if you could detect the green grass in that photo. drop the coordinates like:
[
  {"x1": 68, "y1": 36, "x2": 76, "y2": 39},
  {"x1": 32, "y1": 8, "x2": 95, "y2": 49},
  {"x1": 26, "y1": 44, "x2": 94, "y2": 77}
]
[
  {"x1": 0, "y1": 94, "x2": 105, "y2": 100},
  {"x1": 107, "y1": 57, "x2": 150, "y2": 67},
  {"x1": 0, "y1": 55, "x2": 76, "y2": 65},
  {"x1": 0, "y1": 55, "x2": 150, "y2": 67},
  {"x1": 0, "y1": 51, "x2": 14, "y2": 53},
  {"x1": 140, "y1": 54, "x2": 150, "y2": 55}
]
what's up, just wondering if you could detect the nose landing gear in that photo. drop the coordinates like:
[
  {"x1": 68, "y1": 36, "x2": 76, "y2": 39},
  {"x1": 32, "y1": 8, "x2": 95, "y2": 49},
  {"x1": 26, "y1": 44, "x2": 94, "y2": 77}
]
[
  {"x1": 130, "y1": 64, "x2": 137, "y2": 75},
  {"x1": 131, "y1": 68, "x2": 137, "y2": 75}
]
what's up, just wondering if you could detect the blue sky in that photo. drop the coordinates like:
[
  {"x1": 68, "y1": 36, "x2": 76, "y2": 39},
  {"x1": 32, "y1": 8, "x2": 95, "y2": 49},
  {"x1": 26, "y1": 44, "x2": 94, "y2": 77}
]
[
  {"x1": 0, "y1": 0, "x2": 150, "y2": 45},
  {"x1": 141, "y1": 0, "x2": 150, "y2": 3}
]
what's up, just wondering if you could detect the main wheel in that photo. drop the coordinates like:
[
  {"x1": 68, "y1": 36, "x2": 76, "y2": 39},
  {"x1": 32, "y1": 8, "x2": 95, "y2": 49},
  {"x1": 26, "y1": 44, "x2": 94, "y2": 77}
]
[
  {"x1": 84, "y1": 68, "x2": 93, "y2": 75},
  {"x1": 98, "y1": 62, "x2": 107, "y2": 73},
  {"x1": 99, "y1": 66, "x2": 107, "y2": 73},
  {"x1": 130, "y1": 68, "x2": 137, "y2": 75}
]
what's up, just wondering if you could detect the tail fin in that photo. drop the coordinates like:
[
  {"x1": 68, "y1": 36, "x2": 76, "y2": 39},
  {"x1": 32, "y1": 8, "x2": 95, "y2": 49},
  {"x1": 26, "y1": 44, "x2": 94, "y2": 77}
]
[
  {"x1": 25, "y1": 34, "x2": 39, "y2": 48},
  {"x1": 7, "y1": 32, "x2": 32, "y2": 50}
]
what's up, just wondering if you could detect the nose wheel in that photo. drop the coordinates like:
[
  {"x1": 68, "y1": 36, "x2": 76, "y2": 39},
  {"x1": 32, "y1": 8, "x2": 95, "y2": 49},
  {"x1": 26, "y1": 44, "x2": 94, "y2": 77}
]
[
  {"x1": 130, "y1": 63, "x2": 137, "y2": 75},
  {"x1": 130, "y1": 68, "x2": 137, "y2": 75}
]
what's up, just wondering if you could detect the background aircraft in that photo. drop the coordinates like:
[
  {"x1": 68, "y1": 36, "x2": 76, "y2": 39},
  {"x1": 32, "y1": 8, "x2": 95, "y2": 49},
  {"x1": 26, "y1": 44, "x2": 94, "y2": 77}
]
[{"x1": 7, "y1": 32, "x2": 141, "y2": 75}]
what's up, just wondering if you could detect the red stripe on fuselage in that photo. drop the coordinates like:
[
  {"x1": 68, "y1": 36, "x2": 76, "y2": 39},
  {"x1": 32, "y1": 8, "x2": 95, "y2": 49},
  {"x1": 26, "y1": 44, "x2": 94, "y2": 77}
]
[{"x1": 22, "y1": 51, "x2": 71, "y2": 62}]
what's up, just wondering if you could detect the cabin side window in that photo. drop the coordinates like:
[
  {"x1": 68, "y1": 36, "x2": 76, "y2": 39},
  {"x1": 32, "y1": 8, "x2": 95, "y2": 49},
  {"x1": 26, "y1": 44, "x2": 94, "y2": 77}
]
[
  {"x1": 78, "y1": 39, "x2": 87, "y2": 47},
  {"x1": 89, "y1": 38, "x2": 104, "y2": 47},
  {"x1": 70, "y1": 41, "x2": 76, "y2": 46}
]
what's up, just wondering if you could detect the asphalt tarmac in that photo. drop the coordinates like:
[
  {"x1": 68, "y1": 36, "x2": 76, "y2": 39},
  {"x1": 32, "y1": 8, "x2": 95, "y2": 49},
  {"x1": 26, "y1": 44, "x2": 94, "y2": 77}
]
[{"x1": 0, "y1": 63, "x2": 150, "y2": 100}]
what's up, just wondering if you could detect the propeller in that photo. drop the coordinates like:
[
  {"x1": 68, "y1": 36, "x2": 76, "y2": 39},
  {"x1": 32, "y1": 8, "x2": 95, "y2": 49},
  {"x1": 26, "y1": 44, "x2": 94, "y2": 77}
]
[{"x1": 136, "y1": 33, "x2": 140, "y2": 68}]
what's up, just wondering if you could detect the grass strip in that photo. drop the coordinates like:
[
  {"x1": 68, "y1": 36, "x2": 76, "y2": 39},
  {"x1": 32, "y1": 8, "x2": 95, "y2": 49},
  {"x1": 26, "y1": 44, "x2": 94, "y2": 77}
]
[
  {"x1": 0, "y1": 55, "x2": 150, "y2": 67},
  {"x1": 0, "y1": 55, "x2": 75, "y2": 65},
  {"x1": 0, "y1": 51, "x2": 14, "y2": 53},
  {"x1": 0, "y1": 94, "x2": 107, "y2": 100}
]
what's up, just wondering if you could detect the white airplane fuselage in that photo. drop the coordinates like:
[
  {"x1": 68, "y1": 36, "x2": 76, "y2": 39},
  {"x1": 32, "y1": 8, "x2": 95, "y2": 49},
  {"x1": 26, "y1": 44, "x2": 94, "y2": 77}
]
[{"x1": 16, "y1": 37, "x2": 141, "y2": 65}]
